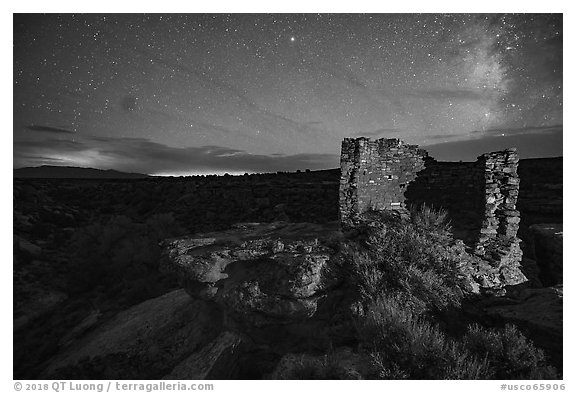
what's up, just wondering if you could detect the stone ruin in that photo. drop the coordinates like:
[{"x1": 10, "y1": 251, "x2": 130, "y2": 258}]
[
  {"x1": 339, "y1": 137, "x2": 525, "y2": 287},
  {"x1": 113, "y1": 137, "x2": 531, "y2": 379}
]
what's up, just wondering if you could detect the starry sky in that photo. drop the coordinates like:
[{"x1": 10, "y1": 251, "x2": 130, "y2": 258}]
[{"x1": 13, "y1": 13, "x2": 562, "y2": 175}]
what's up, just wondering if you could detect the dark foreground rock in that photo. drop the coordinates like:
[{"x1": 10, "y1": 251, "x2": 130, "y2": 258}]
[
  {"x1": 164, "y1": 331, "x2": 246, "y2": 379},
  {"x1": 161, "y1": 219, "x2": 532, "y2": 350},
  {"x1": 481, "y1": 285, "x2": 563, "y2": 371},
  {"x1": 161, "y1": 221, "x2": 354, "y2": 352},
  {"x1": 269, "y1": 347, "x2": 372, "y2": 379},
  {"x1": 13, "y1": 156, "x2": 562, "y2": 380},
  {"x1": 39, "y1": 219, "x2": 561, "y2": 380},
  {"x1": 529, "y1": 224, "x2": 563, "y2": 286},
  {"x1": 42, "y1": 290, "x2": 223, "y2": 379}
]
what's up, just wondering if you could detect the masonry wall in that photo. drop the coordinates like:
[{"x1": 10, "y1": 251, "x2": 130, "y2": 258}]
[
  {"x1": 404, "y1": 159, "x2": 486, "y2": 245},
  {"x1": 339, "y1": 138, "x2": 427, "y2": 227},
  {"x1": 475, "y1": 148, "x2": 521, "y2": 254},
  {"x1": 339, "y1": 138, "x2": 521, "y2": 253}
]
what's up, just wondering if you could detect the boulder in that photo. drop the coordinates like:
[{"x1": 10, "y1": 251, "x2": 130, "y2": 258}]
[
  {"x1": 161, "y1": 222, "x2": 351, "y2": 351},
  {"x1": 161, "y1": 220, "x2": 531, "y2": 354},
  {"x1": 42, "y1": 289, "x2": 222, "y2": 379}
]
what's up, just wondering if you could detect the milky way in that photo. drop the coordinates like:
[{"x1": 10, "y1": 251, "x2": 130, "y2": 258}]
[{"x1": 13, "y1": 13, "x2": 562, "y2": 174}]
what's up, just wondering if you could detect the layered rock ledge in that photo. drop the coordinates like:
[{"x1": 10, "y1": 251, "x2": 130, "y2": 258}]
[
  {"x1": 160, "y1": 220, "x2": 529, "y2": 344},
  {"x1": 41, "y1": 219, "x2": 553, "y2": 379},
  {"x1": 161, "y1": 221, "x2": 352, "y2": 351}
]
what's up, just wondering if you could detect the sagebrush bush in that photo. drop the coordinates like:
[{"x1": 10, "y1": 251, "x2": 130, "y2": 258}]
[
  {"x1": 68, "y1": 213, "x2": 183, "y2": 307},
  {"x1": 463, "y1": 324, "x2": 558, "y2": 379},
  {"x1": 356, "y1": 295, "x2": 492, "y2": 379},
  {"x1": 343, "y1": 206, "x2": 557, "y2": 380},
  {"x1": 410, "y1": 204, "x2": 452, "y2": 239},
  {"x1": 344, "y1": 207, "x2": 463, "y2": 314},
  {"x1": 356, "y1": 295, "x2": 557, "y2": 379},
  {"x1": 275, "y1": 355, "x2": 362, "y2": 380}
]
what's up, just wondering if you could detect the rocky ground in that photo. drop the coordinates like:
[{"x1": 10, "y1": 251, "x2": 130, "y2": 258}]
[{"x1": 13, "y1": 158, "x2": 562, "y2": 379}]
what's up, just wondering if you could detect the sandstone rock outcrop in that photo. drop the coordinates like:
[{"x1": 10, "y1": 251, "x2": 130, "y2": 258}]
[
  {"x1": 42, "y1": 290, "x2": 222, "y2": 379},
  {"x1": 164, "y1": 331, "x2": 246, "y2": 380},
  {"x1": 160, "y1": 218, "x2": 528, "y2": 355},
  {"x1": 161, "y1": 222, "x2": 352, "y2": 351}
]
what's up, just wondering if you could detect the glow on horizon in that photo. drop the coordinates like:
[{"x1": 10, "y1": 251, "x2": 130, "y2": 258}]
[{"x1": 151, "y1": 170, "x2": 256, "y2": 177}]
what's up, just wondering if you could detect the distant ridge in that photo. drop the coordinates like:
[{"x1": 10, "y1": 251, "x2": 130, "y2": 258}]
[{"x1": 14, "y1": 166, "x2": 151, "y2": 179}]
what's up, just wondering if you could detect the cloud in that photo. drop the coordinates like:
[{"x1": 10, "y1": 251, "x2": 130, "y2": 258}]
[
  {"x1": 15, "y1": 123, "x2": 561, "y2": 173},
  {"x1": 408, "y1": 88, "x2": 488, "y2": 101},
  {"x1": 423, "y1": 125, "x2": 562, "y2": 161},
  {"x1": 425, "y1": 133, "x2": 466, "y2": 141},
  {"x1": 318, "y1": 65, "x2": 368, "y2": 90},
  {"x1": 354, "y1": 128, "x2": 403, "y2": 137},
  {"x1": 132, "y1": 47, "x2": 257, "y2": 109},
  {"x1": 14, "y1": 135, "x2": 339, "y2": 174},
  {"x1": 132, "y1": 46, "x2": 324, "y2": 136},
  {"x1": 15, "y1": 155, "x2": 66, "y2": 163},
  {"x1": 476, "y1": 124, "x2": 562, "y2": 136},
  {"x1": 25, "y1": 125, "x2": 76, "y2": 134}
]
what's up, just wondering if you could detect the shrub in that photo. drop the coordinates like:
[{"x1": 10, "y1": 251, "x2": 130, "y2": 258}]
[
  {"x1": 356, "y1": 295, "x2": 492, "y2": 379},
  {"x1": 343, "y1": 207, "x2": 463, "y2": 314},
  {"x1": 275, "y1": 355, "x2": 362, "y2": 380},
  {"x1": 344, "y1": 206, "x2": 557, "y2": 380},
  {"x1": 463, "y1": 324, "x2": 558, "y2": 379},
  {"x1": 356, "y1": 295, "x2": 557, "y2": 379},
  {"x1": 68, "y1": 213, "x2": 183, "y2": 308},
  {"x1": 410, "y1": 204, "x2": 452, "y2": 242}
]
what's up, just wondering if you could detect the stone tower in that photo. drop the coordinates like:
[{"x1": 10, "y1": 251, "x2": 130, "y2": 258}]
[
  {"x1": 339, "y1": 138, "x2": 522, "y2": 255},
  {"x1": 339, "y1": 137, "x2": 427, "y2": 227}
]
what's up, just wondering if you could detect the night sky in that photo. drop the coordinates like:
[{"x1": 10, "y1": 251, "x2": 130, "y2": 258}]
[{"x1": 13, "y1": 13, "x2": 562, "y2": 175}]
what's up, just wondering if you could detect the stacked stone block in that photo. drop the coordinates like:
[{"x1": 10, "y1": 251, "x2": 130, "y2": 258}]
[
  {"x1": 476, "y1": 148, "x2": 521, "y2": 255},
  {"x1": 339, "y1": 138, "x2": 361, "y2": 228},
  {"x1": 404, "y1": 159, "x2": 486, "y2": 244},
  {"x1": 339, "y1": 137, "x2": 427, "y2": 227},
  {"x1": 339, "y1": 138, "x2": 527, "y2": 290}
]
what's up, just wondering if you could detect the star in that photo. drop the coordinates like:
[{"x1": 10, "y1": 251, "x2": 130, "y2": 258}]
[{"x1": 13, "y1": 13, "x2": 563, "y2": 173}]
